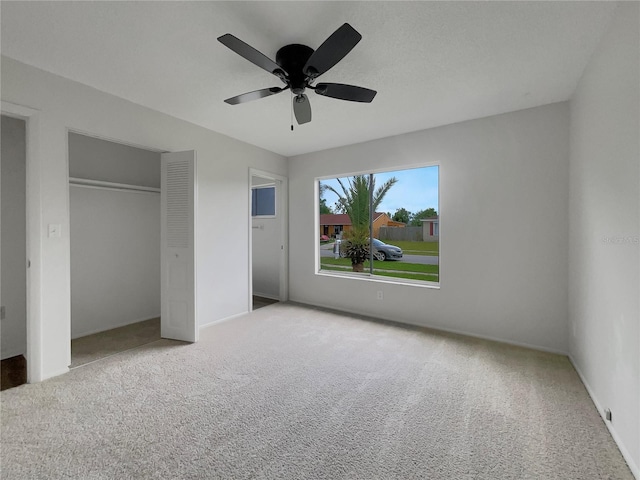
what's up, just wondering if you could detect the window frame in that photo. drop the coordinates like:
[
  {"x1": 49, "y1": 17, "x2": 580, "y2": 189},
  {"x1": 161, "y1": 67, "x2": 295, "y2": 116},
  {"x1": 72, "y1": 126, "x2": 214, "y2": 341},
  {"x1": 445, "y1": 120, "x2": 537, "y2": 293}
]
[
  {"x1": 315, "y1": 162, "x2": 441, "y2": 288},
  {"x1": 251, "y1": 184, "x2": 277, "y2": 218}
]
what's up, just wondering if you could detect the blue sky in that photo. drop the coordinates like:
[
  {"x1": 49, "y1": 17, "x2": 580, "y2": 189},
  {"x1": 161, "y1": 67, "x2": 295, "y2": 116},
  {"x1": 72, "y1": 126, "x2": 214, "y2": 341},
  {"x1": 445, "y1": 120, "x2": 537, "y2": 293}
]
[{"x1": 320, "y1": 166, "x2": 439, "y2": 215}]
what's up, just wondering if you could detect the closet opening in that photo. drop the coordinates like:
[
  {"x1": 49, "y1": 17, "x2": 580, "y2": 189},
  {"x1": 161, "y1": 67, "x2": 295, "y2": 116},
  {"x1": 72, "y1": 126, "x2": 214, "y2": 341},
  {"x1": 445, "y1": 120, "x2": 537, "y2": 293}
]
[
  {"x1": 1, "y1": 115, "x2": 28, "y2": 389},
  {"x1": 68, "y1": 132, "x2": 162, "y2": 367}
]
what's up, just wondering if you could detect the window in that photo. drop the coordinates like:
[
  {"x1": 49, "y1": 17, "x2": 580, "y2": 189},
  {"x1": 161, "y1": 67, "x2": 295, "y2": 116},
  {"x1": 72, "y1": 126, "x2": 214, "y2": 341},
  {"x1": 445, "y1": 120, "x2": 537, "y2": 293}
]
[
  {"x1": 251, "y1": 185, "x2": 275, "y2": 217},
  {"x1": 318, "y1": 165, "x2": 439, "y2": 285}
]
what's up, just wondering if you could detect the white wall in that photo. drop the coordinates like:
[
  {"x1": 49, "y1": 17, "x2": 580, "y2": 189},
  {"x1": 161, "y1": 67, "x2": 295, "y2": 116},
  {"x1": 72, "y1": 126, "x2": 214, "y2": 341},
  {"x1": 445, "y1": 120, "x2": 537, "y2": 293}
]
[
  {"x1": 1, "y1": 115, "x2": 27, "y2": 359},
  {"x1": 70, "y1": 187, "x2": 160, "y2": 338},
  {"x1": 1, "y1": 56, "x2": 287, "y2": 380},
  {"x1": 568, "y1": 3, "x2": 639, "y2": 476},
  {"x1": 289, "y1": 102, "x2": 570, "y2": 353}
]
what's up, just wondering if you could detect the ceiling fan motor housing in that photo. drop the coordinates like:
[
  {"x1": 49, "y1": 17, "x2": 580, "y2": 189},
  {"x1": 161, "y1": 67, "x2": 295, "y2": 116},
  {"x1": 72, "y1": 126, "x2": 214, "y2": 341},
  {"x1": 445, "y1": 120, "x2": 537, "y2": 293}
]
[{"x1": 276, "y1": 44, "x2": 315, "y2": 94}]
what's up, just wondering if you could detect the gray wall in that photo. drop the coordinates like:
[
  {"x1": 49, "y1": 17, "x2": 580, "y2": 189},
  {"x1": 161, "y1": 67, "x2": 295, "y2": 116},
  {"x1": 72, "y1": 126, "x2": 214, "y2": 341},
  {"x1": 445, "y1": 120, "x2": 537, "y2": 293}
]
[
  {"x1": 69, "y1": 133, "x2": 161, "y2": 338},
  {"x1": 69, "y1": 132, "x2": 160, "y2": 187},
  {"x1": 289, "y1": 102, "x2": 569, "y2": 353},
  {"x1": 1, "y1": 115, "x2": 27, "y2": 359},
  {"x1": 568, "y1": 3, "x2": 639, "y2": 475}
]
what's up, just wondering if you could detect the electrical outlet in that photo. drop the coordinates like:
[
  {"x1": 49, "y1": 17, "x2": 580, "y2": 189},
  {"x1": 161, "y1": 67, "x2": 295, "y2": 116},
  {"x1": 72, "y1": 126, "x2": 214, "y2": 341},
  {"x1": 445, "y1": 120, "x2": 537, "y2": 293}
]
[{"x1": 376, "y1": 291, "x2": 383, "y2": 300}]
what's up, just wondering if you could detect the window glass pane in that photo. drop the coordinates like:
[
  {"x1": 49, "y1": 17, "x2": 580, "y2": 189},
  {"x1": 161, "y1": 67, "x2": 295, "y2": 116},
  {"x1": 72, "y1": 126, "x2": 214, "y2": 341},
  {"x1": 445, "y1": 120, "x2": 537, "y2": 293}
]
[
  {"x1": 372, "y1": 166, "x2": 439, "y2": 283},
  {"x1": 318, "y1": 166, "x2": 439, "y2": 285},
  {"x1": 319, "y1": 176, "x2": 372, "y2": 275},
  {"x1": 252, "y1": 186, "x2": 275, "y2": 216}
]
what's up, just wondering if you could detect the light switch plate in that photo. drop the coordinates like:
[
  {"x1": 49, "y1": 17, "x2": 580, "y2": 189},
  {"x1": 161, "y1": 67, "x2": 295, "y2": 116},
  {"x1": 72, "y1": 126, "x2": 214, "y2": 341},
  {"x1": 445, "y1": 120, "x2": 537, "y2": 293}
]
[{"x1": 48, "y1": 224, "x2": 61, "y2": 238}]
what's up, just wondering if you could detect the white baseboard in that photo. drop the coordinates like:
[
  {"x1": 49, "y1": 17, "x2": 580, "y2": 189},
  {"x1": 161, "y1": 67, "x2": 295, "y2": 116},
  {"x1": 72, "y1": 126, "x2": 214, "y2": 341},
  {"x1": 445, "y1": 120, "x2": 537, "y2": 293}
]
[
  {"x1": 40, "y1": 367, "x2": 70, "y2": 382},
  {"x1": 407, "y1": 318, "x2": 568, "y2": 356},
  {"x1": 199, "y1": 311, "x2": 249, "y2": 331},
  {"x1": 568, "y1": 355, "x2": 639, "y2": 480},
  {"x1": 72, "y1": 314, "x2": 160, "y2": 340},
  {"x1": 294, "y1": 299, "x2": 568, "y2": 355}
]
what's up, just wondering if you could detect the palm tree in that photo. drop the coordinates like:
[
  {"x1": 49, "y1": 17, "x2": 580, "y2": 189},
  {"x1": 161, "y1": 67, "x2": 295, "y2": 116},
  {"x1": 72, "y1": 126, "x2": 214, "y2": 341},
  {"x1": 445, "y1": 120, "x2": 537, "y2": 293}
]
[
  {"x1": 318, "y1": 183, "x2": 333, "y2": 214},
  {"x1": 325, "y1": 175, "x2": 398, "y2": 229},
  {"x1": 324, "y1": 174, "x2": 398, "y2": 271}
]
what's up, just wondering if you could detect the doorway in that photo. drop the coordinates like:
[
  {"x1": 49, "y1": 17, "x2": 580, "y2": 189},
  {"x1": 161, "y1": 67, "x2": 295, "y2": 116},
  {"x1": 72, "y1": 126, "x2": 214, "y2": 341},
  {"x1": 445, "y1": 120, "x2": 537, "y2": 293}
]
[
  {"x1": 249, "y1": 169, "x2": 288, "y2": 311},
  {"x1": 68, "y1": 132, "x2": 162, "y2": 367},
  {"x1": 1, "y1": 115, "x2": 28, "y2": 389}
]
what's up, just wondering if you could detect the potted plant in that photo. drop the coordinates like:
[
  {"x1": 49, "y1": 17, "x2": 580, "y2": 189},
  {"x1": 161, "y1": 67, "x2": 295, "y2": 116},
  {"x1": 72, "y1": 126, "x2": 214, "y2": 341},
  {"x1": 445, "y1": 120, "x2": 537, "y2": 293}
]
[{"x1": 340, "y1": 226, "x2": 370, "y2": 272}]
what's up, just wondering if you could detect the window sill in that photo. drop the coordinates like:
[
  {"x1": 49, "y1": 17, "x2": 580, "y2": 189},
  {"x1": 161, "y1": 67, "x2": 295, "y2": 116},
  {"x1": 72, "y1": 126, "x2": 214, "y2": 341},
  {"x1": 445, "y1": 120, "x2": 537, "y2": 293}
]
[{"x1": 316, "y1": 269, "x2": 440, "y2": 289}]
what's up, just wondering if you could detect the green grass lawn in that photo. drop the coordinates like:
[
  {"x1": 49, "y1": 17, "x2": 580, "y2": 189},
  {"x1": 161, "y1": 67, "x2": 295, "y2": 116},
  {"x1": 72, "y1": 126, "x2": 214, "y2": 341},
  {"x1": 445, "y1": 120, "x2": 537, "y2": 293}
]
[
  {"x1": 318, "y1": 241, "x2": 439, "y2": 283},
  {"x1": 372, "y1": 270, "x2": 439, "y2": 282},
  {"x1": 321, "y1": 263, "x2": 438, "y2": 282},
  {"x1": 320, "y1": 257, "x2": 439, "y2": 282},
  {"x1": 321, "y1": 257, "x2": 438, "y2": 274}
]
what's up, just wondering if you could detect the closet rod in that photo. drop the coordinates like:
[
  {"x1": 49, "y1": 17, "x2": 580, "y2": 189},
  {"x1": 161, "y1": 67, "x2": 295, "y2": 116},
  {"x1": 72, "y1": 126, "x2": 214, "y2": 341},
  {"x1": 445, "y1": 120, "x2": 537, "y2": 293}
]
[{"x1": 69, "y1": 177, "x2": 160, "y2": 194}]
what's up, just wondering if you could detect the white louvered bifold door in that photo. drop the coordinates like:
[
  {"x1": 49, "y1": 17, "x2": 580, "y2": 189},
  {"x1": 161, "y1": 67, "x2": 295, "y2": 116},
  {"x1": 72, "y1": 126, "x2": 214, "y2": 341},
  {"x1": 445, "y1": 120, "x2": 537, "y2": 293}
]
[{"x1": 161, "y1": 151, "x2": 197, "y2": 342}]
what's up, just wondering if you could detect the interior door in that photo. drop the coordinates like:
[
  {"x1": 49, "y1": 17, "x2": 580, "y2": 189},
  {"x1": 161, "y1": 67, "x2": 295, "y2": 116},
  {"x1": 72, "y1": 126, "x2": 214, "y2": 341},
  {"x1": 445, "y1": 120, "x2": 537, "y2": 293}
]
[{"x1": 161, "y1": 150, "x2": 197, "y2": 342}]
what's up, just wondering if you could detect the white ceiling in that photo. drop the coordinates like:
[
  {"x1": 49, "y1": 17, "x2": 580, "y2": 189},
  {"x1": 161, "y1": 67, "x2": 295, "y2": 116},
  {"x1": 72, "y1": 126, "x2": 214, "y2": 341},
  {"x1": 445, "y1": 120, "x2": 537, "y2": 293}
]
[{"x1": 1, "y1": 1, "x2": 617, "y2": 157}]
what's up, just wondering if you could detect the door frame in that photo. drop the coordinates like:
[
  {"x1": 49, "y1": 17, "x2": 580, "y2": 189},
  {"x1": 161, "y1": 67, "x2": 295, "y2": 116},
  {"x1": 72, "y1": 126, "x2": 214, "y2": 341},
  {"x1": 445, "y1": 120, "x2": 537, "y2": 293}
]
[
  {"x1": 248, "y1": 168, "x2": 288, "y2": 310},
  {"x1": 1, "y1": 101, "x2": 41, "y2": 383}
]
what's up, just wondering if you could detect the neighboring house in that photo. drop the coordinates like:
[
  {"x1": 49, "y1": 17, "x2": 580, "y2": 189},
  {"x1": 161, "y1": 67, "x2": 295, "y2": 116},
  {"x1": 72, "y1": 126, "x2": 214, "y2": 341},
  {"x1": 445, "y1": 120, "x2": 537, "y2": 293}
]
[
  {"x1": 320, "y1": 212, "x2": 405, "y2": 239},
  {"x1": 421, "y1": 216, "x2": 439, "y2": 241},
  {"x1": 319, "y1": 213, "x2": 350, "y2": 238}
]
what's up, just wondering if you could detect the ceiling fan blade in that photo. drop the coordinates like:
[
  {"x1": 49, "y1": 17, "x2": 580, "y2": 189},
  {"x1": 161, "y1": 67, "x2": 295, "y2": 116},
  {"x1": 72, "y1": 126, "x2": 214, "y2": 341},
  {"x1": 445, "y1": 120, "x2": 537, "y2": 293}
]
[
  {"x1": 314, "y1": 83, "x2": 377, "y2": 103},
  {"x1": 218, "y1": 34, "x2": 287, "y2": 78},
  {"x1": 303, "y1": 23, "x2": 362, "y2": 78},
  {"x1": 224, "y1": 87, "x2": 287, "y2": 105},
  {"x1": 293, "y1": 94, "x2": 312, "y2": 125}
]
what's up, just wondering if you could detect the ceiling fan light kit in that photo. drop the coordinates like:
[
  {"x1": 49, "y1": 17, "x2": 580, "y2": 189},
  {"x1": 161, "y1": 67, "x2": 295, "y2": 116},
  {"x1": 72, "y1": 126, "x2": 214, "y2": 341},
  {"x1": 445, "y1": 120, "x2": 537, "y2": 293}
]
[{"x1": 218, "y1": 23, "x2": 377, "y2": 126}]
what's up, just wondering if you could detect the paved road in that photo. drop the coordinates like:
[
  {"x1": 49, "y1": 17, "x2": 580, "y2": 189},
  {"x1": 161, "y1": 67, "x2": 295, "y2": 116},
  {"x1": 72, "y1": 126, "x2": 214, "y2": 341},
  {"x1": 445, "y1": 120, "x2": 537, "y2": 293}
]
[
  {"x1": 402, "y1": 254, "x2": 439, "y2": 265},
  {"x1": 320, "y1": 246, "x2": 438, "y2": 265}
]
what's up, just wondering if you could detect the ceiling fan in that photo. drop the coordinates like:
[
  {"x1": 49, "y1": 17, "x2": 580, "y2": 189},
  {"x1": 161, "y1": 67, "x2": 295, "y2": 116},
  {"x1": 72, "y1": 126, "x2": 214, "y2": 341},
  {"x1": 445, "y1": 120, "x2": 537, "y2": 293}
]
[{"x1": 218, "y1": 23, "x2": 377, "y2": 126}]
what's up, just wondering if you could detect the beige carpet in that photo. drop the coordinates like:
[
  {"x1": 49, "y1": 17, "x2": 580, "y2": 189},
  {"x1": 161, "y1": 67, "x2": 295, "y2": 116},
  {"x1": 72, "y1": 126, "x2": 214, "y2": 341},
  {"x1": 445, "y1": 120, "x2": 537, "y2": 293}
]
[
  {"x1": 1, "y1": 303, "x2": 632, "y2": 479},
  {"x1": 71, "y1": 317, "x2": 161, "y2": 368}
]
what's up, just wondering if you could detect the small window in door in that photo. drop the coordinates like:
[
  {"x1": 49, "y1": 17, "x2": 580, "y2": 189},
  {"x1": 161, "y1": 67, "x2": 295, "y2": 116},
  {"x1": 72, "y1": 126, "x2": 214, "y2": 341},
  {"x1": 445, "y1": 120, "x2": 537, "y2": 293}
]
[{"x1": 251, "y1": 186, "x2": 276, "y2": 217}]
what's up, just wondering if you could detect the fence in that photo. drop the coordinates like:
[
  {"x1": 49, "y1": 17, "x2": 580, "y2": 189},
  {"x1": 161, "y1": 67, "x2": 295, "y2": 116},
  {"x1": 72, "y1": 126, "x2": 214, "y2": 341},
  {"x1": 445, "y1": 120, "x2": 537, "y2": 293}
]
[{"x1": 378, "y1": 226, "x2": 423, "y2": 242}]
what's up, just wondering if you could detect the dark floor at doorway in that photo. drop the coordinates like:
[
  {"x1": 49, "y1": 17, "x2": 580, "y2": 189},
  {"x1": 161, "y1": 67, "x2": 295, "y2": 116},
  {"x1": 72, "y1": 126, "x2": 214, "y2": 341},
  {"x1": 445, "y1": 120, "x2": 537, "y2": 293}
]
[
  {"x1": 1, "y1": 355, "x2": 27, "y2": 391},
  {"x1": 253, "y1": 296, "x2": 279, "y2": 310}
]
